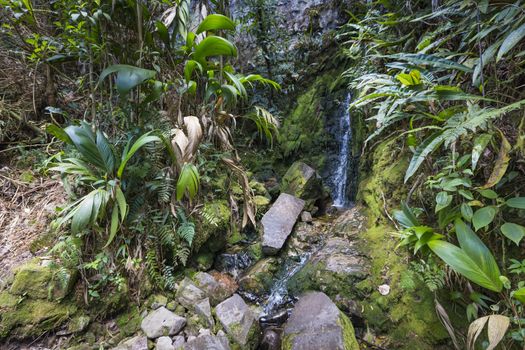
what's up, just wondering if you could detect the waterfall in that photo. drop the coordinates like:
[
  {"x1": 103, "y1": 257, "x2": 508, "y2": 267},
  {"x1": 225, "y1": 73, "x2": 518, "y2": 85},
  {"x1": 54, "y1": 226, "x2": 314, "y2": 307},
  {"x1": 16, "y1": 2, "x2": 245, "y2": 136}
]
[{"x1": 332, "y1": 93, "x2": 352, "y2": 207}]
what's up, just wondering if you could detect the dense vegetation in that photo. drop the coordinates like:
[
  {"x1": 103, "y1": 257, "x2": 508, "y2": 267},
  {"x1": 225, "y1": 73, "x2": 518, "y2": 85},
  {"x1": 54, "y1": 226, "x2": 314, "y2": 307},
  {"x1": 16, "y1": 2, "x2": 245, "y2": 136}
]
[
  {"x1": 342, "y1": 0, "x2": 525, "y2": 348},
  {"x1": 2, "y1": 0, "x2": 525, "y2": 349}
]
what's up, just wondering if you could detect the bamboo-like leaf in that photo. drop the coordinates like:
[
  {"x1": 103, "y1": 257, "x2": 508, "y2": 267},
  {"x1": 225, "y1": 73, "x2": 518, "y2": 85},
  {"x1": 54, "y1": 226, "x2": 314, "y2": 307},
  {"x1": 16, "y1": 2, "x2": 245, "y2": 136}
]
[
  {"x1": 497, "y1": 23, "x2": 525, "y2": 61},
  {"x1": 383, "y1": 53, "x2": 473, "y2": 72},
  {"x1": 115, "y1": 186, "x2": 127, "y2": 222},
  {"x1": 405, "y1": 132, "x2": 445, "y2": 182},
  {"x1": 183, "y1": 116, "x2": 203, "y2": 163},
  {"x1": 196, "y1": 14, "x2": 235, "y2": 34}
]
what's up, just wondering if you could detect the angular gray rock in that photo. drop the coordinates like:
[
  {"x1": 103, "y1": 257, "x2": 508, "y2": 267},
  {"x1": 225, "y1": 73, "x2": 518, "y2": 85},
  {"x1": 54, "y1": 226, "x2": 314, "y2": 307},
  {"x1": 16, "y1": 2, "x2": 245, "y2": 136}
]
[
  {"x1": 112, "y1": 335, "x2": 148, "y2": 350},
  {"x1": 282, "y1": 292, "x2": 359, "y2": 350},
  {"x1": 141, "y1": 307, "x2": 186, "y2": 339},
  {"x1": 156, "y1": 336, "x2": 174, "y2": 350},
  {"x1": 280, "y1": 162, "x2": 323, "y2": 207},
  {"x1": 194, "y1": 298, "x2": 214, "y2": 328},
  {"x1": 193, "y1": 272, "x2": 234, "y2": 306},
  {"x1": 261, "y1": 193, "x2": 305, "y2": 255},
  {"x1": 172, "y1": 335, "x2": 185, "y2": 349},
  {"x1": 183, "y1": 334, "x2": 231, "y2": 350},
  {"x1": 176, "y1": 277, "x2": 207, "y2": 308},
  {"x1": 215, "y1": 294, "x2": 259, "y2": 347}
]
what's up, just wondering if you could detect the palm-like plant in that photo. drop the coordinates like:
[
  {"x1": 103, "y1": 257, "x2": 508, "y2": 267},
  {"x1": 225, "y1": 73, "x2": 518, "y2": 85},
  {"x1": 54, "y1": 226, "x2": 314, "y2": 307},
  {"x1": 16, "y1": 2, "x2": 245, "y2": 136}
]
[{"x1": 49, "y1": 122, "x2": 160, "y2": 246}]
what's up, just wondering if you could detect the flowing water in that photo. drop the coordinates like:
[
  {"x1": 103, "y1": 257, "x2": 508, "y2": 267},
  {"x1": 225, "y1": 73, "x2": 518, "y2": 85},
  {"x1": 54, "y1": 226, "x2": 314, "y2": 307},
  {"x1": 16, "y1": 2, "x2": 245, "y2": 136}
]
[
  {"x1": 261, "y1": 254, "x2": 311, "y2": 316},
  {"x1": 332, "y1": 93, "x2": 352, "y2": 208}
]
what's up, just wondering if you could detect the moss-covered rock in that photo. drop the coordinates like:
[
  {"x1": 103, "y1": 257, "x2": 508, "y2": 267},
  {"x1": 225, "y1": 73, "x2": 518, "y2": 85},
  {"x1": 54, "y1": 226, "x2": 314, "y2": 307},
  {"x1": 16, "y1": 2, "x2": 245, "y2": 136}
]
[
  {"x1": 196, "y1": 200, "x2": 232, "y2": 251},
  {"x1": 0, "y1": 298, "x2": 77, "y2": 339},
  {"x1": 238, "y1": 258, "x2": 279, "y2": 296},
  {"x1": 9, "y1": 259, "x2": 76, "y2": 301},
  {"x1": 281, "y1": 161, "x2": 324, "y2": 209}
]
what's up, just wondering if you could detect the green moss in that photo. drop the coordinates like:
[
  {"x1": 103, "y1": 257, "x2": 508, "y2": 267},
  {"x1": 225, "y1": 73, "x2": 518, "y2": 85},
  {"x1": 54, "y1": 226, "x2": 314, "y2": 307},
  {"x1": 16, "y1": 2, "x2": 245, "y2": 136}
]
[
  {"x1": 196, "y1": 200, "x2": 232, "y2": 250},
  {"x1": 0, "y1": 299, "x2": 77, "y2": 339},
  {"x1": 116, "y1": 306, "x2": 141, "y2": 337},
  {"x1": 195, "y1": 251, "x2": 215, "y2": 270},
  {"x1": 278, "y1": 70, "x2": 342, "y2": 171},
  {"x1": 9, "y1": 260, "x2": 76, "y2": 301},
  {"x1": 0, "y1": 291, "x2": 19, "y2": 310},
  {"x1": 356, "y1": 137, "x2": 449, "y2": 348},
  {"x1": 338, "y1": 311, "x2": 360, "y2": 350}
]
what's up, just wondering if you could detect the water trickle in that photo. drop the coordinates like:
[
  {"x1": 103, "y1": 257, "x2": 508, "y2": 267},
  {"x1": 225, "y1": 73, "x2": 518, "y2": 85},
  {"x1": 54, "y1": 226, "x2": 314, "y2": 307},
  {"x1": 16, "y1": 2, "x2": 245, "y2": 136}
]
[
  {"x1": 261, "y1": 254, "x2": 311, "y2": 316},
  {"x1": 332, "y1": 93, "x2": 352, "y2": 208}
]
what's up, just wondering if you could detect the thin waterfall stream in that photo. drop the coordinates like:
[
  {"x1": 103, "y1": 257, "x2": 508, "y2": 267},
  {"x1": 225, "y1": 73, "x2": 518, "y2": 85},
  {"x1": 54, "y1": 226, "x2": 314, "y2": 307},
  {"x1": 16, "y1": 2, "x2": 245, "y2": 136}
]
[{"x1": 332, "y1": 93, "x2": 352, "y2": 208}]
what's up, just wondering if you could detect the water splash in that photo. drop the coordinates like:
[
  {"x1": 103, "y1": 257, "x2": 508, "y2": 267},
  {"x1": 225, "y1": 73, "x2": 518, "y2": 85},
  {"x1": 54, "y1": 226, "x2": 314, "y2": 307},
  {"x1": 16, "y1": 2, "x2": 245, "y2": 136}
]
[
  {"x1": 261, "y1": 254, "x2": 311, "y2": 316},
  {"x1": 332, "y1": 94, "x2": 352, "y2": 207}
]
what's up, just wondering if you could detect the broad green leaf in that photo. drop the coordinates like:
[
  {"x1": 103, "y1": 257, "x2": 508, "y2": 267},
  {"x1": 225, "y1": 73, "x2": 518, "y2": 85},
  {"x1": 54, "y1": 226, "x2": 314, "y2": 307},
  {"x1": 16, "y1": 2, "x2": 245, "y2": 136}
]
[
  {"x1": 98, "y1": 64, "x2": 156, "y2": 95},
  {"x1": 497, "y1": 23, "x2": 525, "y2": 61},
  {"x1": 481, "y1": 131, "x2": 510, "y2": 189},
  {"x1": 435, "y1": 191, "x2": 452, "y2": 212},
  {"x1": 155, "y1": 21, "x2": 170, "y2": 47},
  {"x1": 393, "y1": 201, "x2": 420, "y2": 228},
  {"x1": 184, "y1": 60, "x2": 202, "y2": 82},
  {"x1": 472, "y1": 134, "x2": 491, "y2": 170},
  {"x1": 506, "y1": 197, "x2": 525, "y2": 209},
  {"x1": 104, "y1": 202, "x2": 119, "y2": 248},
  {"x1": 64, "y1": 123, "x2": 106, "y2": 171},
  {"x1": 96, "y1": 130, "x2": 116, "y2": 174},
  {"x1": 461, "y1": 203, "x2": 473, "y2": 222},
  {"x1": 428, "y1": 239, "x2": 502, "y2": 292},
  {"x1": 500, "y1": 222, "x2": 525, "y2": 246},
  {"x1": 455, "y1": 219, "x2": 502, "y2": 292},
  {"x1": 477, "y1": 189, "x2": 498, "y2": 199},
  {"x1": 46, "y1": 124, "x2": 72, "y2": 144},
  {"x1": 176, "y1": 163, "x2": 200, "y2": 201},
  {"x1": 115, "y1": 186, "x2": 127, "y2": 222},
  {"x1": 472, "y1": 206, "x2": 497, "y2": 231},
  {"x1": 196, "y1": 14, "x2": 236, "y2": 34},
  {"x1": 459, "y1": 189, "x2": 474, "y2": 200},
  {"x1": 117, "y1": 132, "x2": 160, "y2": 178},
  {"x1": 193, "y1": 36, "x2": 237, "y2": 64},
  {"x1": 473, "y1": 41, "x2": 500, "y2": 86},
  {"x1": 513, "y1": 287, "x2": 525, "y2": 303}
]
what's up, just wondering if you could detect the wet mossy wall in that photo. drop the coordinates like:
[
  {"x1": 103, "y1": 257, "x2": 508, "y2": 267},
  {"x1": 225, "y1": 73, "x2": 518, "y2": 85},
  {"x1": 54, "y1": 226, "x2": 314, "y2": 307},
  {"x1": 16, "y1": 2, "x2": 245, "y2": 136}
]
[{"x1": 356, "y1": 137, "x2": 450, "y2": 349}]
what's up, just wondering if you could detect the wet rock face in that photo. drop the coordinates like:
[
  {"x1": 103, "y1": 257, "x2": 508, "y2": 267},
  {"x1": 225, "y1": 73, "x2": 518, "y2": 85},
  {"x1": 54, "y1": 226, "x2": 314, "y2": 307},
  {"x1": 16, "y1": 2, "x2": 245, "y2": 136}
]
[
  {"x1": 280, "y1": 162, "x2": 324, "y2": 207},
  {"x1": 238, "y1": 257, "x2": 279, "y2": 296},
  {"x1": 286, "y1": 236, "x2": 368, "y2": 300},
  {"x1": 215, "y1": 294, "x2": 260, "y2": 348},
  {"x1": 140, "y1": 307, "x2": 186, "y2": 339},
  {"x1": 261, "y1": 193, "x2": 305, "y2": 255},
  {"x1": 282, "y1": 291, "x2": 359, "y2": 350}
]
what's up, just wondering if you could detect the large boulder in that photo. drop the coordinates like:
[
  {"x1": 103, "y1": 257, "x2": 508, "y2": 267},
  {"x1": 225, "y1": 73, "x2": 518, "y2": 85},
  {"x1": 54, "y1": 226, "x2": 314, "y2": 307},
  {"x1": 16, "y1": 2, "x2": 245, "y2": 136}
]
[
  {"x1": 287, "y1": 237, "x2": 368, "y2": 303},
  {"x1": 215, "y1": 294, "x2": 260, "y2": 349},
  {"x1": 280, "y1": 162, "x2": 324, "y2": 208},
  {"x1": 140, "y1": 307, "x2": 186, "y2": 339},
  {"x1": 282, "y1": 292, "x2": 359, "y2": 350},
  {"x1": 261, "y1": 193, "x2": 305, "y2": 255}
]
